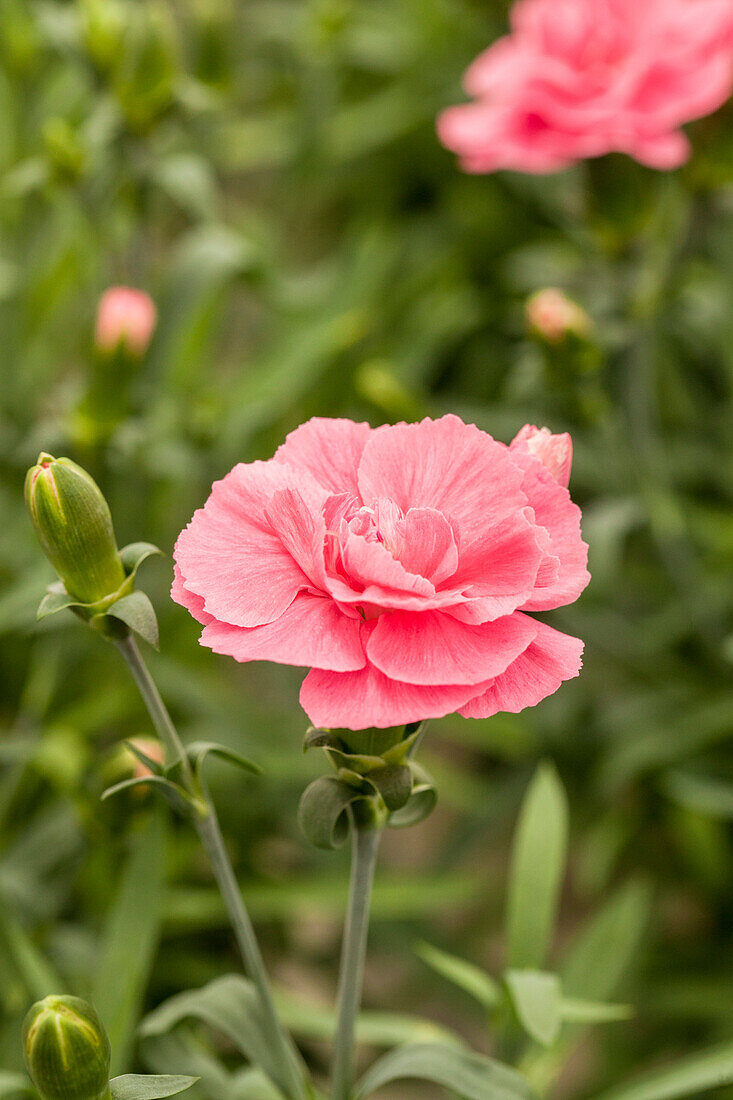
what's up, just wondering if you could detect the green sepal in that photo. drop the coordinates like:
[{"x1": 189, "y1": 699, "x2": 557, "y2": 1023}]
[
  {"x1": 185, "y1": 741, "x2": 261, "y2": 782},
  {"x1": 36, "y1": 542, "x2": 162, "y2": 636},
  {"x1": 303, "y1": 727, "x2": 339, "y2": 752},
  {"x1": 37, "y1": 582, "x2": 79, "y2": 620},
  {"x1": 119, "y1": 542, "x2": 164, "y2": 574},
  {"x1": 101, "y1": 775, "x2": 205, "y2": 820},
  {"x1": 326, "y1": 747, "x2": 391, "y2": 774},
  {"x1": 124, "y1": 740, "x2": 165, "y2": 777},
  {"x1": 109, "y1": 1075, "x2": 198, "y2": 1100},
  {"x1": 382, "y1": 725, "x2": 424, "y2": 766},
  {"x1": 389, "y1": 762, "x2": 437, "y2": 828},
  {"x1": 368, "y1": 764, "x2": 413, "y2": 812},
  {"x1": 298, "y1": 775, "x2": 373, "y2": 850},
  {"x1": 106, "y1": 591, "x2": 159, "y2": 649}
]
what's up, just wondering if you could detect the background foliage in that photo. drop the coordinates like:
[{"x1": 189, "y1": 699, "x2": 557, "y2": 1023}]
[{"x1": 0, "y1": 0, "x2": 732, "y2": 1096}]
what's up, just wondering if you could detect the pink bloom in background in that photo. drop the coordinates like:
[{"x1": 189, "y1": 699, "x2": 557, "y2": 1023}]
[
  {"x1": 526, "y1": 288, "x2": 591, "y2": 344},
  {"x1": 95, "y1": 286, "x2": 157, "y2": 356},
  {"x1": 173, "y1": 416, "x2": 589, "y2": 730},
  {"x1": 438, "y1": 0, "x2": 733, "y2": 173},
  {"x1": 510, "y1": 424, "x2": 573, "y2": 489}
]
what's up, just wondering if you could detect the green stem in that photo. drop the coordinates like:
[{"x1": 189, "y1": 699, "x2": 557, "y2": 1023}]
[
  {"x1": 114, "y1": 634, "x2": 193, "y2": 786},
  {"x1": 331, "y1": 819, "x2": 382, "y2": 1100},
  {"x1": 114, "y1": 633, "x2": 308, "y2": 1100}
]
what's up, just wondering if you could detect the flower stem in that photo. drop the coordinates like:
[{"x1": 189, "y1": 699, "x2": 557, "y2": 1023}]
[
  {"x1": 331, "y1": 818, "x2": 382, "y2": 1100},
  {"x1": 114, "y1": 633, "x2": 308, "y2": 1100}
]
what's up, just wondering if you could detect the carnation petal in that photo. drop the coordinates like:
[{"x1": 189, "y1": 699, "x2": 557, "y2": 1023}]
[
  {"x1": 200, "y1": 593, "x2": 365, "y2": 672},
  {"x1": 398, "y1": 508, "x2": 459, "y2": 585},
  {"x1": 274, "y1": 417, "x2": 371, "y2": 496},
  {"x1": 450, "y1": 508, "x2": 545, "y2": 616},
  {"x1": 367, "y1": 610, "x2": 537, "y2": 685},
  {"x1": 265, "y1": 488, "x2": 327, "y2": 588},
  {"x1": 511, "y1": 453, "x2": 590, "y2": 611},
  {"x1": 458, "y1": 618, "x2": 584, "y2": 718},
  {"x1": 174, "y1": 460, "x2": 323, "y2": 628},
  {"x1": 171, "y1": 564, "x2": 214, "y2": 626},
  {"x1": 300, "y1": 662, "x2": 492, "y2": 730},
  {"x1": 357, "y1": 415, "x2": 527, "y2": 544}
]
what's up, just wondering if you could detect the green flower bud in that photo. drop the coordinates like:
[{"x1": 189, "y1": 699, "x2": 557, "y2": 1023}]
[
  {"x1": 25, "y1": 454, "x2": 126, "y2": 605},
  {"x1": 22, "y1": 995, "x2": 111, "y2": 1100}
]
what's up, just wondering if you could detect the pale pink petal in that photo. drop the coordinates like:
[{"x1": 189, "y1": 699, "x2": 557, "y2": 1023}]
[
  {"x1": 398, "y1": 508, "x2": 459, "y2": 585},
  {"x1": 459, "y1": 618, "x2": 584, "y2": 718},
  {"x1": 171, "y1": 563, "x2": 214, "y2": 626},
  {"x1": 357, "y1": 415, "x2": 527, "y2": 544},
  {"x1": 367, "y1": 610, "x2": 537, "y2": 685},
  {"x1": 338, "y1": 531, "x2": 436, "y2": 599},
  {"x1": 174, "y1": 460, "x2": 325, "y2": 628},
  {"x1": 200, "y1": 594, "x2": 365, "y2": 672},
  {"x1": 300, "y1": 663, "x2": 492, "y2": 730},
  {"x1": 265, "y1": 488, "x2": 327, "y2": 589},
  {"x1": 274, "y1": 417, "x2": 372, "y2": 496},
  {"x1": 511, "y1": 424, "x2": 573, "y2": 487},
  {"x1": 449, "y1": 509, "x2": 546, "y2": 618},
  {"x1": 511, "y1": 453, "x2": 590, "y2": 612}
]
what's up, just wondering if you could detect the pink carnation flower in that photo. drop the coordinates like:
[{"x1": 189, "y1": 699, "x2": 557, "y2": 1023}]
[
  {"x1": 95, "y1": 286, "x2": 157, "y2": 357},
  {"x1": 438, "y1": 0, "x2": 733, "y2": 173},
  {"x1": 173, "y1": 416, "x2": 590, "y2": 730}
]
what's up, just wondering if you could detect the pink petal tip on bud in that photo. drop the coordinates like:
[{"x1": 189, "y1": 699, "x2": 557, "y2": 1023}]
[
  {"x1": 511, "y1": 424, "x2": 573, "y2": 488},
  {"x1": 526, "y1": 288, "x2": 591, "y2": 344},
  {"x1": 95, "y1": 286, "x2": 157, "y2": 357}
]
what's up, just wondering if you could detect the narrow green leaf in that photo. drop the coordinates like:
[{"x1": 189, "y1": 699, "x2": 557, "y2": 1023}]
[
  {"x1": 416, "y1": 943, "x2": 501, "y2": 1009},
  {"x1": 110, "y1": 1075, "x2": 198, "y2": 1100},
  {"x1": 140, "y1": 974, "x2": 306, "y2": 1100},
  {"x1": 592, "y1": 1042, "x2": 733, "y2": 1100},
  {"x1": 0, "y1": 910, "x2": 63, "y2": 999},
  {"x1": 506, "y1": 764, "x2": 568, "y2": 970},
  {"x1": 101, "y1": 776, "x2": 198, "y2": 819},
  {"x1": 561, "y1": 880, "x2": 651, "y2": 1002},
  {"x1": 125, "y1": 741, "x2": 165, "y2": 777},
  {"x1": 662, "y1": 771, "x2": 733, "y2": 819},
  {"x1": 0, "y1": 1073, "x2": 34, "y2": 1098},
  {"x1": 185, "y1": 741, "x2": 261, "y2": 780},
  {"x1": 560, "y1": 999, "x2": 633, "y2": 1024},
  {"x1": 107, "y1": 592, "x2": 160, "y2": 649},
  {"x1": 274, "y1": 989, "x2": 462, "y2": 1048},
  {"x1": 505, "y1": 970, "x2": 562, "y2": 1048},
  {"x1": 93, "y1": 811, "x2": 167, "y2": 1074},
  {"x1": 354, "y1": 1043, "x2": 537, "y2": 1100}
]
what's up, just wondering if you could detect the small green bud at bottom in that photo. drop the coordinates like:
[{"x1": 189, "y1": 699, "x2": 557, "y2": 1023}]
[{"x1": 23, "y1": 995, "x2": 111, "y2": 1100}]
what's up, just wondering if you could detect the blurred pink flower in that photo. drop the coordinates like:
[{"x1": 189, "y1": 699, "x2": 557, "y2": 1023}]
[
  {"x1": 95, "y1": 287, "x2": 157, "y2": 356},
  {"x1": 510, "y1": 424, "x2": 573, "y2": 489},
  {"x1": 173, "y1": 416, "x2": 589, "y2": 730},
  {"x1": 438, "y1": 0, "x2": 733, "y2": 173},
  {"x1": 526, "y1": 288, "x2": 591, "y2": 344}
]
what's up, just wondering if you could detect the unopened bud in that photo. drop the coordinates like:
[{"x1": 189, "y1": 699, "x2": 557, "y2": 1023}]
[
  {"x1": 95, "y1": 286, "x2": 156, "y2": 357},
  {"x1": 25, "y1": 454, "x2": 126, "y2": 605},
  {"x1": 510, "y1": 424, "x2": 573, "y2": 488},
  {"x1": 526, "y1": 288, "x2": 591, "y2": 344},
  {"x1": 23, "y1": 995, "x2": 111, "y2": 1100}
]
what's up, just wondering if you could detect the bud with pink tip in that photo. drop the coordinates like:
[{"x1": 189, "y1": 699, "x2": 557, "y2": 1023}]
[
  {"x1": 525, "y1": 288, "x2": 591, "y2": 344},
  {"x1": 510, "y1": 424, "x2": 573, "y2": 488},
  {"x1": 95, "y1": 286, "x2": 157, "y2": 357}
]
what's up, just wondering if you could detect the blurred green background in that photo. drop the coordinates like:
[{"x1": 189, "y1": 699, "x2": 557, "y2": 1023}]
[{"x1": 1, "y1": 0, "x2": 732, "y2": 1096}]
